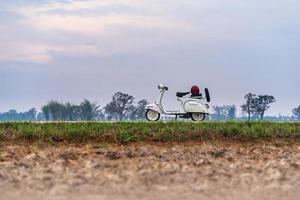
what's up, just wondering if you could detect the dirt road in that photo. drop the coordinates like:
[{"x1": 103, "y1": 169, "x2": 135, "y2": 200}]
[{"x1": 0, "y1": 140, "x2": 299, "y2": 200}]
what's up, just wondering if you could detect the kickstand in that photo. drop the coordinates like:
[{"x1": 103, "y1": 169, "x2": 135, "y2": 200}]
[{"x1": 175, "y1": 115, "x2": 178, "y2": 121}]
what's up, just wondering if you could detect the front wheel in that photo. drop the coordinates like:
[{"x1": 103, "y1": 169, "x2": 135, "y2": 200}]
[
  {"x1": 191, "y1": 113, "x2": 206, "y2": 121},
  {"x1": 145, "y1": 109, "x2": 160, "y2": 121}
]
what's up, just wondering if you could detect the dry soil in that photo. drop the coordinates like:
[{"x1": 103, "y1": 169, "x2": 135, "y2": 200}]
[{"x1": 0, "y1": 140, "x2": 299, "y2": 200}]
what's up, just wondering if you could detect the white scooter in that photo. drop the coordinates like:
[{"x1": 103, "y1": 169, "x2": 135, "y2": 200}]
[{"x1": 145, "y1": 84, "x2": 211, "y2": 121}]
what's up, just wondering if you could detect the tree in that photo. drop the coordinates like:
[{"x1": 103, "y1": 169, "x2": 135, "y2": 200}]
[
  {"x1": 0, "y1": 108, "x2": 38, "y2": 121},
  {"x1": 212, "y1": 105, "x2": 236, "y2": 120},
  {"x1": 227, "y1": 105, "x2": 236, "y2": 120},
  {"x1": 292, "y1": 106, "x2": 300, "y2": 120},
  {"x1": 136, "y1": 99, "x2": 148, "y2": 119},
  {"x1": 65, "y1": 102, "x2": 80, "y2": 121},
  {"x1": 253, "y1": 95, "x2": 276, "y2": 120},
  {"x1": 127, "y1": 105, "x2": 138, "y2": 120},
  {"x1": 104, "y1": 92, "x2": 134, "y2": 120},
  {"x1": 122, "y1": 99, "x2": 148, "y2": 120},
  {"x1": 95, "y1": 109, "x2": 106, "y2": 121},
  {"x1": 6, "y1": 110, "x2": 18, "y2": 121},
  {"x1": 27, "y1": 108, "x2": 37, "y2": 120},
  {"x1": 241, "y1": 93, "x2": 256, "y2": 120},
  {"x1": 47, "y1": 101, "x2": 66, "y2": 121},
  {"x1": 42, "y1": 105, "x2": 50, "y2": 121},
  {"x1": 80, "y1": 99, "x2": 99, "y2": 121},
  {"x1": 41, "y1": 100, "x2": 98, "y2": 121},
  {"x1": 212, "y1": 106, "x2": 226, "y2": 120},
  {"x1": 104, "y1": 101, "x2": 118, "y2": 120}
]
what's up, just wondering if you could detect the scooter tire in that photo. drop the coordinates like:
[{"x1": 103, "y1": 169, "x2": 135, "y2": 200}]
[
  {"x1": 191, "y1": 113, "x2": 206, "y2": 121},
  {"x1": 145, "y1": 109, "x2": 160, "y2": 121}
]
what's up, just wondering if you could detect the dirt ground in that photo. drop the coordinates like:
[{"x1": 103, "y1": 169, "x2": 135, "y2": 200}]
[{"x1": 0, "y1": 140, "x2": 299, "y2": 200}]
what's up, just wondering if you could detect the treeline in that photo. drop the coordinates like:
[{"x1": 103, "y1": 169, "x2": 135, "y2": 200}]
[
  {"x1": 41, "y1": 100, "x2": 99, "y2": 121},
  {"x1": 1, "y1": 91, "x2": 300, "y2": 121},
  {"x1": 211, "y1": 93, "x2": 300, "y2": 121},
  {"x1": 0, "y1": 108, "x2": 37, "y2": 121},
  {"x1": 41, "y1": 92, "x2": 148, "y2": 121},
  {"x1": 210, "y1": 93, "x2": 276, "y2": 121},
  {"x1": 211, "y1": 105, "x2": 236, "y2": 120},
  {"x1": 0, "y1": 92, "x2": 148, "y2": 121}
]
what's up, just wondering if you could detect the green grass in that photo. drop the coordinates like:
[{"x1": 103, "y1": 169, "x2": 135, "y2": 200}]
[{"x1": 0, "y1": 121, "x2": 299, "y2": 143}]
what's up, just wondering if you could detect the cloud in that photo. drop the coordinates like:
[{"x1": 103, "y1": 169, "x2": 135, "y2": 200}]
[
  {"x1": 3, "y1": 0, "x2": 241, "y2": 64},
  {"x1": 21, "y1": 13, "x2": 194, "y2": 36},
  {"x1": 15, "y1": 0, "x2": 195, "y2": 34},
  {"x1": 2, "y1": 0, "x2": 299, "y2": 115},
  {"x1": 0, "y1": 41, "x2": 104, "y2": 64},
  {"x1": 0, "y1": 0, "x2": 200, "y2": 63},
  {"x1": 0, "y1": 42, "x2": 51, "y2": 63}
]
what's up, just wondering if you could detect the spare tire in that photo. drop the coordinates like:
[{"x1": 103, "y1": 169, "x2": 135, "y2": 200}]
[{"x1": 205, "y1": 88, "x2": 211, "y2": 102}]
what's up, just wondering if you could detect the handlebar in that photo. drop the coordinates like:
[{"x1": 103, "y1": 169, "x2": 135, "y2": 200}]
[{"x1": 158, "y1": 84, "x2": 168, "y2": 91}]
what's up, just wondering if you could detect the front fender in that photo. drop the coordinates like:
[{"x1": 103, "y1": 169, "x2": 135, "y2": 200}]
[{"x1": 145, "y1": 103, "x2": 162, "y2": 113}]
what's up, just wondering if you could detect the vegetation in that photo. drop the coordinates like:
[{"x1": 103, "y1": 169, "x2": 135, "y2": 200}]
[
  {"x1": 1, "y1": 91, "x2": 299, "y2": 122},
  {"x1": 241, "y1": 93, "x2": 256, "y2": 120},
  {"x1": 41, "y1": 100, "x2": 99, "y2": 121},
  {"x1": 0, "y1": 121, "x2": 299, "y2": 143},
  {"x1": 80, "y1": 100, "x2": 100, "y2": 121},
  {"x1": 104, "y1": 92, "x2": 134, "y2": 120},
  {"x1": 241, "y1": 93, "x2": 276, "y2": 120},
  {"x1": 38, "y1": 93, "x2": 149, "y2": 121},
  {"x1": 292, "y1": 106, "x2": 300, "y2": 120},
  {"x1": 211, "y1": 105, "x2": 236, "y2": 120},
  {"x1": 0, "y1": 108, "x2": 37, "y2": 121}
]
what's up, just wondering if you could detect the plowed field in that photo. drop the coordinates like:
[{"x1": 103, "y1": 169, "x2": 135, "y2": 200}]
[{"x1": 0, "y1": 139, "x2": 299, "y2": 200}]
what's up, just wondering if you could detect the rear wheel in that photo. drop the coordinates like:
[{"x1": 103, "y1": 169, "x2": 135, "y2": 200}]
[
  {"x1": 145, "y1": 109, "x2": 160, "y2": 121},
  {"x1": 191, "y1": 113, "x2": 206, "y2": 121}
]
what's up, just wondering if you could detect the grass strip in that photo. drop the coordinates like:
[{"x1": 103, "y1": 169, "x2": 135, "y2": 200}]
[{"x1": 0, "y1": 121, "x2": 299, "y2": 143}]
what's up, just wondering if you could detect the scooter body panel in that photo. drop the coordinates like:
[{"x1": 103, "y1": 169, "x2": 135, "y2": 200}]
[
  {"x1": 145, "y1": 103, "x2": 163, "y2": 114},
  {"x1": 183, "y1": 99, "x2": 209, "y2": 114}
]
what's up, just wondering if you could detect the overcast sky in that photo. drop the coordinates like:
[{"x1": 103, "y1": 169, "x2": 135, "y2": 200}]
[{"x1": 0, "y1": 0, "x2": 299, "y2": 116}]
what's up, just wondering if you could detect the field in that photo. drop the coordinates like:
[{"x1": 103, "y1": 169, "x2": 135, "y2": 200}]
[
  {"x1": 0, "y1": 122, "x2": 300, "y2": 200},
  {"x1": 1, "y1": 121, "x2": 300, "y2": 143}
]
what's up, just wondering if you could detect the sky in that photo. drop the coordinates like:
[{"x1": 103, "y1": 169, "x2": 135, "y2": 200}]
[{"x1": 0, "y1": 0, "x2": 299, "y2": 116}]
